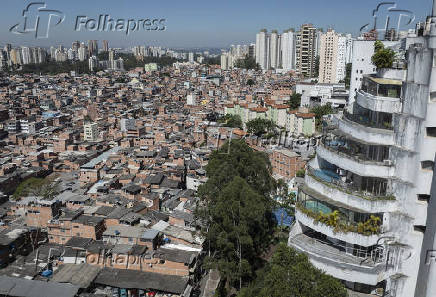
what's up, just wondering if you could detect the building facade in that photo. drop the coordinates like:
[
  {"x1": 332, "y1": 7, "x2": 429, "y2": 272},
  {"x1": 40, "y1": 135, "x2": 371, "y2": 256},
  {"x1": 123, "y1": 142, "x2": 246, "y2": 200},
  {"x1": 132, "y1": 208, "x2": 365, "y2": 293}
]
[{"x1": 289, "y1": 18, "x2": 436, "y2": 296}]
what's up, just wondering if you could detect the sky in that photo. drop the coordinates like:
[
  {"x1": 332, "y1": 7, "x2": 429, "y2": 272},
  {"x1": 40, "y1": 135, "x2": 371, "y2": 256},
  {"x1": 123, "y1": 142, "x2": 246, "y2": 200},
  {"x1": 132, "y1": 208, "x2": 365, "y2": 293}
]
[{"x1": 0, "y1": 0, "x2": 432, "y2": 49}]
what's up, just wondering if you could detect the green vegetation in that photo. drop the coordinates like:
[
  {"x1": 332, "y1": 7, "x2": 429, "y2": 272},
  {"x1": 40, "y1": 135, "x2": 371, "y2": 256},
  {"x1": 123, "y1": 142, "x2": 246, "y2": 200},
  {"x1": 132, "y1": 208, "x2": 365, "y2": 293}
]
[
  {"x1": 19, "y1": 60, "x2": 93, "y2": 75},
  {"x1": 246, "y1": 118, "x2": 276, "y2": 138},
  {"x1": 371, "y1": 40, "x2": 396, "y2": 69},
  {"x1": 203, "y1": 56, "x2": 220, "y2": 65},
  {"x1": 296, "y1": 168, "x2": 305, "y2": 178},
  {"x1": 238, "y1": 243, "x2": 348, "y2": 297},
  {"x1": 218, "y1": 114, "x2": 243, "y2": 129},
  {"x1": 12, "y1": 177, "x2": 60, "y2": 200},
  {"x1": 310, "y1": 103, "x2": 334, "y2": 129},
  {"x1": 196, "y1": 140, "x2": 276, "y2": 291},
  {"x1": 246, "y1": 79, "x2": 255, "y2": 86},
  {"x1": 297, "y1": 203, "x2": 381, "y2": 235},
  {"x1": 235, "y1": 55, "x2": 260, "y2": 70},
  {"x1": 288, "y1": 93, "x2": 302, "y2": 110},
  {"x1": 341, "y1": 63, "x2": 352, "y2": 88},
  {"x1": 117, "y1": 53, "x2": 180, "y2": 70}
]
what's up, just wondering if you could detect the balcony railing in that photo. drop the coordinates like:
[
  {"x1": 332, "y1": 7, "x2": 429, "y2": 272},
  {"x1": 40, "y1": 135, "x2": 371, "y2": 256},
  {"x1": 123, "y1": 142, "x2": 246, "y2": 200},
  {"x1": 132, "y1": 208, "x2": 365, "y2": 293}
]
[
  {"x1": 290, "y1": 232, "x2": 385, "y2": 266},
  {"x1": 320, "y1": 139, "x2": 391, "y2": 166},
  {"x1": 306, "y1": 166, "x2": 395, "y2": 200},
  {"x1": 343, "y1": 110, "x2": 393, "y2": 130}
]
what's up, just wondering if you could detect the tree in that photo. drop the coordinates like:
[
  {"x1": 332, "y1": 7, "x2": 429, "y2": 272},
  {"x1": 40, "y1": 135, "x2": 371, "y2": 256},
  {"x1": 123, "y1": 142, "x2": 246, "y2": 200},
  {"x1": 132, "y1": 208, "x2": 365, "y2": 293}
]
[
  {"x1": 296, "y1": 168, "x2": 305, "y2": 178},
  {"x1": 310, "y1": 103, "x2": 334, "y2": 129},
  {"x1": 371, "y1": 41, "x2": 395, "y2": 69},
  {"x1": 238, "y1": 243, "x2": 347, "y2": 297},
  {"x1": 288, "y1": 93, "x2": 301, "y2": 110},
  {"x1": 246, "y1": 118, "x2": 276, "y2": 138},
  {"x1": 219, "y1": 114, "x2": 242, "y2": 129},
  {"x1": 235, "y1": 55, "x2": 260, "y2": 70},
  {"x1": 13, "y1": 177, "x2": 60, "y2": 200},
  {"x1": 198, "y1": 139, "x2": 275, "y2": 199},
  {"x1": 196, "y1": 140, "x2": 276, "y2": 290}
]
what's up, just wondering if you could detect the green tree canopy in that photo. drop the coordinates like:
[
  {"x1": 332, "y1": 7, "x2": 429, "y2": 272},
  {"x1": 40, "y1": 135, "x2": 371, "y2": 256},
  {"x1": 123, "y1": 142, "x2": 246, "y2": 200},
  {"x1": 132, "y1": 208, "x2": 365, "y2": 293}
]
[
  {"x1": 196, "y1": 140, "x2": 276, "y2": 290},
  {"x1": 12, "y1": 177, "x2": 60, "y2": 200},
  {"x1": 235, "y1": 55, "x2": 260, "y2": 70},
  {"x1": 310, "y1": 103, "x2": 334, "y2": 129},
  {"x1": 288, "y1": 93, "x2": 302, "y2": 110},
  {"x1": 238, "y1": 243, "x2": 348, "y2": 297},
  {"x1": 219, "y1": 114, "x2": 243, "y2": 129},
  {"x1": 198, "y1": 139, "x2": 275, "y2": 199},
  {"x1": 371, "y1": 41, "x2": 395, "y2": 69},
  {"x1": 246, "y1": 118, "x2": 276, "y2": 138}
]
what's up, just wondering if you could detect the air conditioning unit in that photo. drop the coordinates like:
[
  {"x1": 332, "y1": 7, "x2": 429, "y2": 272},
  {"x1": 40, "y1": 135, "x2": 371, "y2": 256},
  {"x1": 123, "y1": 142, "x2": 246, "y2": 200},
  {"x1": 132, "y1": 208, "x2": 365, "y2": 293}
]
[{"x1": 383, "y1": 159, "x2": 393, "y2": 166}]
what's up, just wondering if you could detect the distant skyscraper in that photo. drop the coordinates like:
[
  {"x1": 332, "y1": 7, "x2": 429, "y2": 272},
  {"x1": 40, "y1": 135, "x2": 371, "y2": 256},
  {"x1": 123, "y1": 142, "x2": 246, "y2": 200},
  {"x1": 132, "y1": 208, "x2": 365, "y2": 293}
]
[
  {"x1": 72, "y1": 41, "x2": 80, "y2": 52},
  {"x1": 21, "y1": 47, "x2": 31, "y2": 65},
  {"x1": 281, "y1": 29, "x2": 296, "y2": 71},
  {"x1": 188, "y1": 52, "x2": 194, "y2": 63},
  {"x1": 88, "y1": 56, "x2": 98, "y2": 71},
  {"x1": 88, "y1": 40, "x2": 98, "y2": 56},
  {"x1": 78, "y1": 43, "x2": 88, "y2": 61},
  {"x1": 345, "y1": 34, "x2": 353, "y2": 64},
  {"x1": 256, "y1": 29, "x2": 269, "y2": 70},
  {"x1": 295, "y1": 24, "x2": 317, "y2": 77},
  {"x1": 248, "y1": 44, "x2": 255, "y2": 59},
  {"x1": 270, "y1": 30, "x2": 279, "y2": 69},
  {"x1": 102, "y1": 40, "x2": 109, "y2": 52},
  {"x1": 384, "y1": 28, "x2": 398, "y2": 41},
  {"x1": 318, "y1": 29, "x2": 346, "y2": 83}
]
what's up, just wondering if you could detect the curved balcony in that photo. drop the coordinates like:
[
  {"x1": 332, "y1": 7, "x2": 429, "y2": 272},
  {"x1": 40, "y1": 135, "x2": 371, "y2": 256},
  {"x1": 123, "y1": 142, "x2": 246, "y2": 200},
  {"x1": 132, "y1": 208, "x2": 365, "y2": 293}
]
[
  {"x1": 305, "y1": 172, "x2": 396, "y2": 214},
  {"x1": 295, "y1": 208, "x2": 381, "y2": 247},
  {"x1": 317, "y1": 142, "x2": 395, "y2": 178},
  {"x1": 289, "y1": 232, "x2": 386, "y2": 286},
  {"x1": 338, "y1": 115, "x2": 395, "y2": 146},
  {"x1": 356, "y1": 90, "x2": 401, "y2": 114}
]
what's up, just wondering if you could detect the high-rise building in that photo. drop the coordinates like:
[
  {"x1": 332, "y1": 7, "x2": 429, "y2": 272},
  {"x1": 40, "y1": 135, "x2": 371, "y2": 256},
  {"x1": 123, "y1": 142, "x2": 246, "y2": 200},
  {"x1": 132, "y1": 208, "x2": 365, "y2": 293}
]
[
  {"x1": 78, "y1": 43, "x2": 88, "y2": 61},
  {"x1": 345, "y1": 33, "x2": 353, "y2": 64},
  {"x1": 295, "y1": 24, "x2": 317, "y2": 77},
  {"x1": 88, "y1": 56, "x2": 98, "y2": 71},
  {"x1": 188, "y1": 52, "x2": 194, "y2": 63},
  {"x1": 289, "y1": 7, "x2": 436, "y2": 295},
  {"x1": 256, "y1": 29, "x2": 269, "y2": 70},
  {"x1": 270, "y1": 30, "x2": 280, "y2": 69},
  {"x1": 385, "y1": 28, "x2": 398, "y2": 41},
  {"x1": 102, "y1": 40, "x2": 109, "y2": 52},
  {"x1": 248, "y1": 44, "x2": 255, "y2": 59},
  {"x1": 318, "y1": 29, "x2": 346, "y2": 84},
  {"x1": 88, "y1": 40, "x2": 98, "y2": 56},
  {"x1": 281, "y1": 29, "x2": 296, "y2": 71},
  {"x1": 21, "y1": 47, "x2": 32, "y2": 65},
  {"x1": 72, "y1": 41, "x2": 80, "y2": 51}
]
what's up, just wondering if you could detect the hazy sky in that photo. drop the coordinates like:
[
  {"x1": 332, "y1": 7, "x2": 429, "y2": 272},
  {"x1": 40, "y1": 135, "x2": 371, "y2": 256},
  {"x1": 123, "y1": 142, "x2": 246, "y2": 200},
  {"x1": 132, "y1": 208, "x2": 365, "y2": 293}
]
[{"x1": 0, "y1": 0, "x2": 432, "y2": 48}]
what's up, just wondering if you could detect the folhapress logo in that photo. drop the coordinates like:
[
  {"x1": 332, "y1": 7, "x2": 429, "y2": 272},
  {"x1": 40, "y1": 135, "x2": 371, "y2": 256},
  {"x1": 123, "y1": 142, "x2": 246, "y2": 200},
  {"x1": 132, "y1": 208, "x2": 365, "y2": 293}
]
[
  {"x1": 359, "y1": 2, "x2": 415, "y2": 37},
  {"x1": 9, "y1": 2, "x2": 65, "y2": 39}
]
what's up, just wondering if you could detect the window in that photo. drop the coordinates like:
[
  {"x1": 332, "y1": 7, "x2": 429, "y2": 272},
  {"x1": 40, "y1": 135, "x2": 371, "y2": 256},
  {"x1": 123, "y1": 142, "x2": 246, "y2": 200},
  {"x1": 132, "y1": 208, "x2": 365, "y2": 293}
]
[
  {"x1": 421, "y1": 160, "x2": 434, "y2": 171},
  {"x1": 418, "y1": 194, "x2": 431, "y2": 202},
  {"x1": 426, "y1": 127, "x2": 436, "y2": 137}
]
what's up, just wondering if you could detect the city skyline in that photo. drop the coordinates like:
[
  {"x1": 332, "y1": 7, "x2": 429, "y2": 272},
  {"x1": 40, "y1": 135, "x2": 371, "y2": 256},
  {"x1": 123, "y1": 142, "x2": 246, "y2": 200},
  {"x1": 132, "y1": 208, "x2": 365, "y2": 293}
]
[{"x1": 0, "y1": 0, "x2": 430, "y2": 48}]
